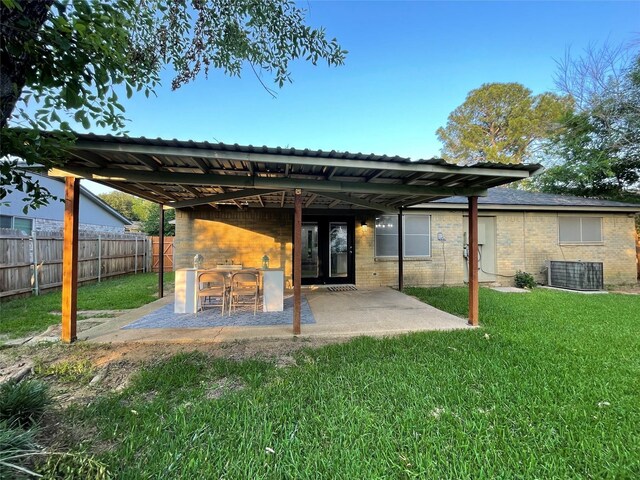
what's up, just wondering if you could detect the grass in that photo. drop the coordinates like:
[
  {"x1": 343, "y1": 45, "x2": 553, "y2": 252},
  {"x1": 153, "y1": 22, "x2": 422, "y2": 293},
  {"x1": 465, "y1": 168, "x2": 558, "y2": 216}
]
[
  {"x1": 65, "y1": 287, "x2": 639, "y2": 479},
  {"x1": 0, "y1": 272, "x2": 174, "y2": 339}
]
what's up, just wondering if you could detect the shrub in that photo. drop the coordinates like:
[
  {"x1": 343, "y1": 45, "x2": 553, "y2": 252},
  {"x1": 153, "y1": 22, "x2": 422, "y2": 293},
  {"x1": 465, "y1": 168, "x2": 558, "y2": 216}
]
[
  {"x1": 514, "y1": 270, "x2": 536, "y2": 289},
  {"x1": 0, "y1": 380, "x2": 50, "y2": 427},
  {"x1": 0, "y1": 420, "x2": 39, "y2": 478}
]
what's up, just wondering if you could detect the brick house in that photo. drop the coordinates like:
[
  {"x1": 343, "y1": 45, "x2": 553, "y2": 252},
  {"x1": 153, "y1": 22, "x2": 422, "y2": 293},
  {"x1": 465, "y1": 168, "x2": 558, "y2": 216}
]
[
  {"x1": 49, "y1": 134, "x2": 637, "y2": 340},
  {"x1": 174, "y1": 188, "x2": 639, "y2": 287}
]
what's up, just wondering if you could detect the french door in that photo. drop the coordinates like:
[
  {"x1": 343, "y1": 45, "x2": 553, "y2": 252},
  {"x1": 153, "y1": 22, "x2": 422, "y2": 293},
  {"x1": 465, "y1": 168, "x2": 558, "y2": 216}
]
[{"x1": 299, "y1": 216, "x2": 355, "y2": 285}]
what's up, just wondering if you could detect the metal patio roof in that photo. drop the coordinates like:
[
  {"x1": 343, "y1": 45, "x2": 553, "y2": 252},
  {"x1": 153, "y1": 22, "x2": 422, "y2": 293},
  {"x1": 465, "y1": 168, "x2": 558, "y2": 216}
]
[{"x1": 50, "y1": 134, "x2": 543, "y2": 211}]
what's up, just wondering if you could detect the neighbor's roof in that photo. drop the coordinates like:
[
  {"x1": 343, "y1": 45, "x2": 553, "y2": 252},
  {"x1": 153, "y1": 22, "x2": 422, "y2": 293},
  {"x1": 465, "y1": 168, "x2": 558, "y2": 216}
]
[
  {"x1": 49, "y1": 133, "x2": 543, "y2": 212},
  {"x1": 413, "y1": 187, "x2": 640, "y2": 213},
  {"x1": 28, "y1": 171, "x2": 132, "y2": 224}
]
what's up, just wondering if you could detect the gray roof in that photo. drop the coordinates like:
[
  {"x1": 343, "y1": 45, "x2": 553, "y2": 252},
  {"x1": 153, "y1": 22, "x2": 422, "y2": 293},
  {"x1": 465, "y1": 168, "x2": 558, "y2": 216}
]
[
  {"x1": 48, "y1": 133, "x2": 542, "y2": 212},
  {"x1": 75, "y1": 133, "x2": 542, "y2": 173},
  {"x1": 428, "y1": 187, "x2": 640, "y2": 211}
]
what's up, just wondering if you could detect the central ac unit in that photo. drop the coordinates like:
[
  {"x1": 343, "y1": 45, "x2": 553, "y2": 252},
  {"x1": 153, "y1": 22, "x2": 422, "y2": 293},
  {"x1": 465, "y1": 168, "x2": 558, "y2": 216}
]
[{"x1": 547, "y1": 261, "x2": 604, "y2": 291}]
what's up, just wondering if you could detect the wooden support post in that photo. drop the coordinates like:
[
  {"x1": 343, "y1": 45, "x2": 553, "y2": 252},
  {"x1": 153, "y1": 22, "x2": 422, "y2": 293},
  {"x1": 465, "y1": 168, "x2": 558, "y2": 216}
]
[
  {"x1": 468, "y1": 196, "x2": 479, "y2": 326},
  {"x1": 158, "y1": 205, "x2": 165, "y2": 298},
  {"x1": 32, "y1": 230, "x2": 39, "y2": 296},
  {"x1": 97, "y1": 235, "x2": 102, "y2": 282},
  {"x1": 398, "y1": 206, "x2": 404, "y2": 291},
  {"x1": 61, "y1": 177, "x2": 80, "y2": 343},
  {"x1": 293, "y1": 189, "x2": 302, "y2": 335}
]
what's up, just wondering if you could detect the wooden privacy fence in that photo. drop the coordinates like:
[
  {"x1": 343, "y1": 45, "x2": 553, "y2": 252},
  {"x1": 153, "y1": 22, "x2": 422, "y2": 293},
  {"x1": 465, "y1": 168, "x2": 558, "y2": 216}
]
[
  {"x1": 151, "y1": 236, "x2": 174, "y2": 272},
  {"x1": 0, "y1": 229, "x2": 152, "y2": 300}
]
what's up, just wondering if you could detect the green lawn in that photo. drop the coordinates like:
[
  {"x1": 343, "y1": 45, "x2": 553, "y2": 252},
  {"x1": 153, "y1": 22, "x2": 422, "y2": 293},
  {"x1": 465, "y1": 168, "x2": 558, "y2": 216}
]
[
  {"x1": 66, "y1": 287, "x2": 639, "y2": 479},
  {"x1": 0, "y1": 272, "x2": 174, "y2": 338}
]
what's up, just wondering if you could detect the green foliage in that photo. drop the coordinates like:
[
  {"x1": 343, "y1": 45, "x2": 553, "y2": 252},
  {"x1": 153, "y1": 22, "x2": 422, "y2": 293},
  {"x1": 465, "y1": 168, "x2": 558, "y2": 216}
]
[
  {"x1": 536, "y1": 48, "x2": 640, "y2": 203},
  {"x1": 66, "y1": 288, "x2": 640, "y2": 478},
  {"x1": 0, "y1": 272, "x2": 174, "y2": 339},
  {"x1": 38, "y1": 452, "x2": 112, "y2": 480},
  {"x1": 35, "y1": 359, "x2": 94, "y2": 383},
  {"x1": 0, "y1": 379, "x2": 50, "y2": 428},
  {"x1": 0, "y1": 420, "x2": 40, "y2": 479},
  {"x1": 1, "y1": 1, "x2": 346, "y2": 210},
  {"x1": 514, "y1": 270, "x2": 536, "y2": 289},
  {"x1": 436, "y1": 83, "x2": 571, "y2": 164},
  {"x1": 142, "y1": 206, "x2": 175, "y2": 236},
  {"x1": 97, "y1": 191, "x2": 153, "y2": 222}
]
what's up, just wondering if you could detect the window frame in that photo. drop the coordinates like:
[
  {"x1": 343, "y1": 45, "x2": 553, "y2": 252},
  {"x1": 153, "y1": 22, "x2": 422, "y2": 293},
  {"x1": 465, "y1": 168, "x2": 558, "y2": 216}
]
[
  {"x1": 374, "y1": 214, "x2": 431, "y2": 259},
  {"x1": 558, "y1": 215, "x2": 604, "y2": 245},
  {"x1": 0, "y1": 215, "x2": 33, "y2": 234}
]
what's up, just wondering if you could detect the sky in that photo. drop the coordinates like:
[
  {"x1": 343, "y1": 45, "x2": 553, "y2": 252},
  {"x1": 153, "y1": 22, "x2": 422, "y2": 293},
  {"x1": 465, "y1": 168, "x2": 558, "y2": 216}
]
[{"x1": 80, "y1": 0, "x2": 638, "y2": 194}]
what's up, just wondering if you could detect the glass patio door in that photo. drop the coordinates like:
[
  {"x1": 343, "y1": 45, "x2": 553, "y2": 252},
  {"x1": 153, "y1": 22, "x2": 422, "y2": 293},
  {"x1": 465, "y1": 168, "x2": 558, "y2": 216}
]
[
  {"x1": 299, "y1": 217, "x2": 354, "y2": 285},
  {"x1": 302, "y1": 223, "x2": 319, "y2": 278},
  {"x1": 329, "y1": 222, "x2": 348, "y2": 278}
]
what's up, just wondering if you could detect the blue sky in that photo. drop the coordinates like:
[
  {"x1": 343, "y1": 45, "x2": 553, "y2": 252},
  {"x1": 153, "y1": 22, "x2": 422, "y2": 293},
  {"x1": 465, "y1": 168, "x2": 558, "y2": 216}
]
[{"x1": 83, "y1": 0, "x2": 638, "y2": 193}]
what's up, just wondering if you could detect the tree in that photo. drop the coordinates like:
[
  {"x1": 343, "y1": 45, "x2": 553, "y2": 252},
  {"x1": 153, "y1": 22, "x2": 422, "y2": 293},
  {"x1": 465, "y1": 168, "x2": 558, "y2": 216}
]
[
  {"x1": 1, "y1": 0, "x2": 346, "y2": 209},
  {"x1": 436, "y1": 83, "x2": 571, "y2": 164},
  {"x1": 142, "y1": 206, "x2": 175, "y2": 237},
  {"x1": 536, "y1": 43, "x2": 640, "y2": 203},
  {"x1": 98, "y1": 190, "x2": 152, "y2": 221}
]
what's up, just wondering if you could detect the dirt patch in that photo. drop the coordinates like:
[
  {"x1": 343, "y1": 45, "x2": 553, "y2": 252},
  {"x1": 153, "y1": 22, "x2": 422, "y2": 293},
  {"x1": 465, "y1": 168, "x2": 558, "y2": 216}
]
[
  {"x1": 0, "y1": 337, "x2": 348, "y2": 407},
  {"x1": 608, "y1": 284, "x2": 640, "y2": 294},
  {"x1": 205, "y1": 376, "x2": 246, "y2": 399}
]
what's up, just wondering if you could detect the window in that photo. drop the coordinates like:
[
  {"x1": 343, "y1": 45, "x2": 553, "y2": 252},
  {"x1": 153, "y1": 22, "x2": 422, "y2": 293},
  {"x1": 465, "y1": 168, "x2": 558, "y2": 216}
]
[
  {"x1": 13, "y1": 218, "x2": 33, "y2": 235},
  {"x1": 558, "y1": 216, "x2": 602, "y2": 244},
  {"x1": 0, "y1": 215, "x2": 33, "y2": 234},
  {"x1": 375, "y1": 215, "x2": 431, "y2": 257}
]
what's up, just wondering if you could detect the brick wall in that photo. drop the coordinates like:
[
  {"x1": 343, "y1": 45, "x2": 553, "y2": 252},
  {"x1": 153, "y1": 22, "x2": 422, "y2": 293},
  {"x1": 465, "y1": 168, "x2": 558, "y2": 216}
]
[
  {"x1": 175, "y1": 206, "x2": 293, "y2": 285},
  {"x1": 34, "y1": 218, "x2": 125, "y2": 234},
  {"x1": 176, "y1": 207, "x2": 637, "y2": 288}
]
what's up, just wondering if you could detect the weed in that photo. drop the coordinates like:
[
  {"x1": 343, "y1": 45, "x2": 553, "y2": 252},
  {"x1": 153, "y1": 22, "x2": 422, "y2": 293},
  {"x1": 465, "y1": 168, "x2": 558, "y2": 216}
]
[
  {"x1": 35, "y1": 359, "x2": 94, "y2": 383},
  {"x1": 0, "y1": 380, "x2": 50, "y2": 428}
]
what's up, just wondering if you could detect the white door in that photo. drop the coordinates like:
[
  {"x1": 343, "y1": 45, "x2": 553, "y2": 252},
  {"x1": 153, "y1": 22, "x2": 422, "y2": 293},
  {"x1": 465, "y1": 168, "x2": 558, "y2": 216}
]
[{"x1": 464, "y1": 216, "x2": 497, "y2": 283}]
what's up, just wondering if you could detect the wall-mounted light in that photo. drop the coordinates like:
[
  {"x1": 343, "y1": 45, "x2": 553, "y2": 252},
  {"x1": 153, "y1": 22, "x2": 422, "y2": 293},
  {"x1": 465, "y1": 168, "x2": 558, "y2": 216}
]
[{"x1": 360, "y1": 219, "x2": 368, "y2": 228}]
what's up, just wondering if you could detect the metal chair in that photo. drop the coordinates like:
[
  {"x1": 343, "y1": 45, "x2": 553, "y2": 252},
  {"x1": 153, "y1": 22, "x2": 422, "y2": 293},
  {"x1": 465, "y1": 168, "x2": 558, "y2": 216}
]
[
  {"x1": 197, "y1": 271, "x2": 229, "y2": 315},
  {"x1": 229, "y1": 270, "x2": 260, "y2": 315}
]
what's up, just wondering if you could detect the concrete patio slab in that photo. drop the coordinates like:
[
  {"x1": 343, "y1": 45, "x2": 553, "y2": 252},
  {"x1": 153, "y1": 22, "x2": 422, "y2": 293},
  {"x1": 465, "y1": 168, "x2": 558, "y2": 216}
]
[{"x1": 80, "y1": 287, "x2": 471, "y2": 344}]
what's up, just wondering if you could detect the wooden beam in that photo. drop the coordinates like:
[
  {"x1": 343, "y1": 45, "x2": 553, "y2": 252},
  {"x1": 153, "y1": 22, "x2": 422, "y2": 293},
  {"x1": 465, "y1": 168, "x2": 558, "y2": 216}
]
[
  {"x1": 101, "y1": 181, "x2": 161, "y2": 203},
  {"x1": 328, "y1": 198, "x2": 341, "y2": 208},
  {"x1": 257, "y1": 195, "x2": 265, "y2": 207},
  {"x1": 313, "y1": 191, "x2": 395, "y2": 212},
  {"x1": 51, "y1": 166, "x2": 489, "y2": 198},
  {"x1": 305, "y1": 193, "x2": 317, "y2": 208},
  {"x1": 366, "y1": 170, "x2": 385, "y2": 182},
  {"x1": 145, "y1": 183, "x2": 179, "y2": 201},
  {"x1": 168, "y1": 189, "x2": 281, "y2": 208},
  {"x1": 293, "y1": 190, "x2": 302, "y2": 335},
  {"x1": 61, "y1": 177, "x2": 80, "y2": 343},
  {"x1": 398, "y1": 206, "x2": 403, "y2": 291},
  {"x1": 74, "y1": 140, "x2": 535, "y2": 178},
  {"x1": 280, "y1": 191, "x2": 286, "y2": 207},
  {"x1": 468, "y1": 196, "x2": 479, "y2": 326},
  {"x1": 158, "y1": 205, "x2": 165, "y2": 298}
]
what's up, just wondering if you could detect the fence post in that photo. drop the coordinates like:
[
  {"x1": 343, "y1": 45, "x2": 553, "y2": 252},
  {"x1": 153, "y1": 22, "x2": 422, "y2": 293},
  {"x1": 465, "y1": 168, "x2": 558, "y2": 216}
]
[
  {"x1": 32, "y1": 230, "x2": 39, "y2": 296},
  {"x1": 134, "y1": 236, "x2": 138, "y2": 274},
  {"x1": 98, "y1": 235, "x2": 102, "y2": 282}
]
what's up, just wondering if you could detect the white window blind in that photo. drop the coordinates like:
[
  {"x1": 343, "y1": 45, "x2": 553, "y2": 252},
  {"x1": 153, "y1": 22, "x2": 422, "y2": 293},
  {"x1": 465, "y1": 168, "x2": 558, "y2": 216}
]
[
  {"x1": 375, "y1": 215, "x2": 431, "y2": 257},
  {"x1": 559, "y1": 217, "x2": 603, "y2": 244}
]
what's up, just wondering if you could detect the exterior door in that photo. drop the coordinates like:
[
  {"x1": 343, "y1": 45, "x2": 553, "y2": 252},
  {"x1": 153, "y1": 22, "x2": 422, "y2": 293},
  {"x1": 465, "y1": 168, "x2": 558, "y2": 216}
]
[
  {"x1": 300, "y1": 216, "x2": 355, "y2": 284},
  {"x1": 464, "y1": 216, "x2": 497, "y2": 282}
]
